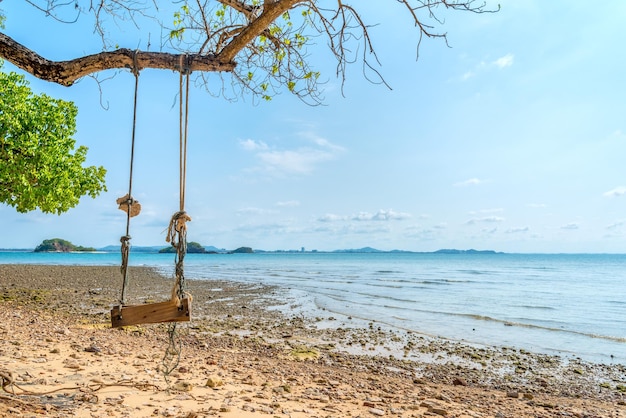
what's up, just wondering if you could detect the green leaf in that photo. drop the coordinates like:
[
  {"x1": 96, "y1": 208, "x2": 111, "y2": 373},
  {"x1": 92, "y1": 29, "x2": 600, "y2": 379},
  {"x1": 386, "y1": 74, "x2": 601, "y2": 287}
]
[
  {"x1": 0, "y1": 69, "x2": 107, "y2": 214},
  {"x1": 170, "y1": 28, "x2": 185, "y2": 40}
]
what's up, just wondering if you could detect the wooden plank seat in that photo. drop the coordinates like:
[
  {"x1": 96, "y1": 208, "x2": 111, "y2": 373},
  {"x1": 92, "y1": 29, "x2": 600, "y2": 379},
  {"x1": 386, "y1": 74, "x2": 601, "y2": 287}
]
[{"x1": 111, "y1": 297, "x2": 191, "y2": 328}]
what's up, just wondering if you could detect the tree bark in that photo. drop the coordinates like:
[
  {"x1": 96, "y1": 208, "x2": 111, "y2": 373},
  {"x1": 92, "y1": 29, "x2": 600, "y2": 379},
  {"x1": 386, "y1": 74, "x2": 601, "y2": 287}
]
[
  {"x1": 0, "y1": 32, "x2": 236, "y2": 86},
  {"x1": 217, "y1": 0, "x2": 302, "y2": 63}
]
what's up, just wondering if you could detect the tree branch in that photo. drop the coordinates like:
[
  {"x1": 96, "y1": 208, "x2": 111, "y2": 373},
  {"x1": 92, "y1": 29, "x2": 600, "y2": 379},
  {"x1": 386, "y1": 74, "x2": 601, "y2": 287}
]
[
  {"x1": 0, "y1": 32, "x2": 235, "y2": 86},
  {"x1": 217, "y1": 0, "x2": 301, "y2": 62},
  {"x1": 4, "y1": 0, "x2": 498, "y2": 99},
  {"x1": 216, "y1": 0, "x2": 258, "y2": 16}
]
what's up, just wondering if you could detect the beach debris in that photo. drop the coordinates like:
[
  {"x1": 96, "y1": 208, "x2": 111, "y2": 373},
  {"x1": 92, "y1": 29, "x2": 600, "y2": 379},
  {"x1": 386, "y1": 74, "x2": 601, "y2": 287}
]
[
  {"x1": 507, "y1": 390, "x2": 520, "y2": 398},
  {"x1": 290, "y1": 347, "x2": 320, "y2": 361},
  {"x1": 429, "y1": 406, "x2": 449, "y2": 416},
  {"x1": 103, "y1": 396, "x2": 124, "y2": 405},
  {"x1": 205, "y1": 376, "x2": 223, "y2": 388},
  {"x1": 172, "y1": 381, "x2": 193, "y2": 392},
  {"x1": 0, "y1": 368, "x2": 15, "y2": 392},
  {"x1": 84, "y1": 344, "x2": 101, "y2": 353},
  {"x1": 368, "y1": 407, "x2": 386, "y2": 416}
]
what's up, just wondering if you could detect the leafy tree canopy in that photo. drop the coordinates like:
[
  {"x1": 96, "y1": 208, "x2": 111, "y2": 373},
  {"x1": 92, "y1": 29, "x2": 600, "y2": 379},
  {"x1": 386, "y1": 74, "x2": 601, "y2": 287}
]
[{"x1": 0, "y1": 69, "x2": 107, "y2": 214}]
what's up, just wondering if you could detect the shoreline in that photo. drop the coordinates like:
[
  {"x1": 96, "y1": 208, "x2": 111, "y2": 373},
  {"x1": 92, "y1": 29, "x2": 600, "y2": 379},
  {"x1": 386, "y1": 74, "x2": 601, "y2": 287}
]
[{"x1": 1, "y1": 264, "x2": 625, "y2": 417}]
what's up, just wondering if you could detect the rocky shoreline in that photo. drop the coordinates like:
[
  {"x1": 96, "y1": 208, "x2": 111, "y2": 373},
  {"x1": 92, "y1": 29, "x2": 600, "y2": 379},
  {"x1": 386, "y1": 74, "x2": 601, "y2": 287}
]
[{"x1": 1, "y1": 264, "x2": 625, "y2": 417}]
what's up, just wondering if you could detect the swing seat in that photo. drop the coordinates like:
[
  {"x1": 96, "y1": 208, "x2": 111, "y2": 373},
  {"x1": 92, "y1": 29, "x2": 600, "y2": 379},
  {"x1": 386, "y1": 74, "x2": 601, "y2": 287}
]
[{"x1": 111, "y1": 297, "x2": 191, "y2": 328}]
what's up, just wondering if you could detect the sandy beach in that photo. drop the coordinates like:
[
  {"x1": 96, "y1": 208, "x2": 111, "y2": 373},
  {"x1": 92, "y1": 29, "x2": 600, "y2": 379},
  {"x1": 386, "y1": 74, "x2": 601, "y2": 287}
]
[{"x1": 1, "y1": 264, "x2": 625, "y2": 417}]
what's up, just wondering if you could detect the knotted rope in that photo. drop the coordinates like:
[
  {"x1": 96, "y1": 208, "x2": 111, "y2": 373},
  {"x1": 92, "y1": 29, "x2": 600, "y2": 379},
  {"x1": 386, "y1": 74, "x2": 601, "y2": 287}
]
[
  {"x1": 117, "y1": 53, "x2": 141, "y2": 307},
  {"x1": 166, "y1": 210, "x2": 192, "y2": 305}
]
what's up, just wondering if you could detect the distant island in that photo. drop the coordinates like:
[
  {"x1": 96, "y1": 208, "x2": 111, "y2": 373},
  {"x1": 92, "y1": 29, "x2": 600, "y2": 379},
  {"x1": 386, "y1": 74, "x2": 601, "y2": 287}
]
[
  {"x1": 158, "y1": 242, "x2": 215, "y2": 254},
  {"x1": 34, "y1": 238, "x2": 96, "y2": 253},
  {"x1": 228, "y1": 246, "x2": 254, "y2": 254},
  {"x1": 158, "y1": 244, "x2": 253, "y2": 254},
  {"x1": 433, "y1": 249, "x2": 500, "y2": 255},
  {"x1": 19, "y1": 239, "x2": 501, "y2": 255}
]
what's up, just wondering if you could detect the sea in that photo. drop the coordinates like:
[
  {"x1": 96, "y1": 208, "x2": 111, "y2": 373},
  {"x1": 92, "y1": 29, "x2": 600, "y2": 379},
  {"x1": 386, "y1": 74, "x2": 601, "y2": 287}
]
[{"x1": 1, "y1": 251, "x2": 625, "y2": 366}]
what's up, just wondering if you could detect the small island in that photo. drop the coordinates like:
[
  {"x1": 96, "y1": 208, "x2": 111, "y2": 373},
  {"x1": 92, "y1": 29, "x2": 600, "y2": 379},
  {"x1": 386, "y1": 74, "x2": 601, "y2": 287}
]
[
  {"x1": 228, "y1": 246, "x2": 254, "y2": 254},
  {"x1": 34, "y1": 238, "x2": 96, "y2": 253},
  {"x1": 158, "y1": 242, "x2": 213, "y2": 254},
  {"x1": 433, "y1": 249, "x2": 500, "y2": 255}
]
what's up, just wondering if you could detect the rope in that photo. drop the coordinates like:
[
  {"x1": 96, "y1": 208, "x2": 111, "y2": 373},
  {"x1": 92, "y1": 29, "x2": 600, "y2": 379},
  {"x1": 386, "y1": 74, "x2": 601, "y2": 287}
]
[
  {"x1": 179, "y1": 55, "x2": 190, "y2": 212},
  {"x1": 1, "y1": 366, "x2": 159, "y2": 397},
  {"x1": 166, "y1": 58, "x2": 192, "y2": 304},
  {"x1": 119, "y1": 234, "x2": 130, "y2": 302},
  {"x1": 118, "y1": 55, "x2": 141, "y2": 306},
  {"x1": 162, "y1": 58, "x2": 192, "y2": 380},
  {"x1": 165, "y1": 210, "x2": 191, "y2": 304}
]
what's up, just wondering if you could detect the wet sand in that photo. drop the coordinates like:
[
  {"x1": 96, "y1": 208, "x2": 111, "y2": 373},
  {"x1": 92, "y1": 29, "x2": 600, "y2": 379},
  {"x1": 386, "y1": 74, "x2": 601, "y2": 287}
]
[{"x1": 1, "y1": 264, "x2": 625, "y2": 417}]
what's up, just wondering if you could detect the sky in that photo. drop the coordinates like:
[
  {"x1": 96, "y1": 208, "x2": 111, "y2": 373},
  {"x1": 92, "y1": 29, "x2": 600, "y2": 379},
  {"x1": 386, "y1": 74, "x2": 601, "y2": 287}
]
[{"x1": 2, "y1": 1, "x2": 626, "y2": 253}]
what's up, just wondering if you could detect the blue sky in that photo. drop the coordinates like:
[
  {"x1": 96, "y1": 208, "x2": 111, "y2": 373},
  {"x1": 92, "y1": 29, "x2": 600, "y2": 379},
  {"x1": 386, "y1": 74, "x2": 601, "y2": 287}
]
[{"x1": 2, "y1": 1, "x2": 626, "y2": 253}]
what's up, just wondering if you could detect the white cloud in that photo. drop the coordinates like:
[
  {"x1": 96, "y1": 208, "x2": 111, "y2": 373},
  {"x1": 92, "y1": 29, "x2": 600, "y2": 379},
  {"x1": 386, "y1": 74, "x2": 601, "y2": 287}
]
[
  {"x1": 459, "y1": 53, "x2": 513, "y2": 82},
  {"x1": 454, "y1": 178, "x2": 482, "y2": 187},
  {"x1": 241, "y1": 133, "x2": 344, "y2": 175},
  {"x1": 299, "y1": 131, "x2": 346, "y2": 152},
  {"x1": 239, "y1": 139, "x2": 268, "y2": 151},
  {"x1": 493, "y1": 53, "x2": 514, "y2": 69},
  {"x1": 352, "y1": 209, "x2": 411, "y2": 222},
  {"x1": 561, "y1": 223, "x2": 579, "y2": 230},
  {"x1": 506, "y1": 226, "x2": 529, "y2": 233},
  {"x1": 603, "y1": 186, "x2": 626, "y2": 198},
  {"x1": 258, "y1": 149, "x2": 333, "y2": 174},
  {"x1": 403, "y1": 226, "x2": 441, "y2": 241},
  {"x1": 233, "y1": 221, "x2": 290, "y2": 234},
  {"x1": 318, "y1": 209, "x2": 411, "y2": 223},
  {"x1": 483, "y1": 216, "x2": 505, "y2": 223},
  {"x1": 462, "y1": 71, "x2": 475, "y2": 81},
  {"x1": 470, "y1": 208, "x2": 504, "y2": 215},
  {"x1": 276, "y1": 200, "x2": 300, "y2": 208},
  {"x1": 466, "y1": 216, "x2": 505, "y2": 225},
  {"x1": 318, "y1": 213, "x2": 346, "y2": 222},
  {"x1": 606, "y1": 221, "x2": 625, "y2": 230}
]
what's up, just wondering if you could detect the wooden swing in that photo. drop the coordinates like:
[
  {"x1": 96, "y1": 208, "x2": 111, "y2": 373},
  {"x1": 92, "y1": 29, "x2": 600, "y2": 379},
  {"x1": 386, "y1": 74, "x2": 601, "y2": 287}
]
[{"x1": 111, "y1": 55, "x2": 193, "y2": 328}]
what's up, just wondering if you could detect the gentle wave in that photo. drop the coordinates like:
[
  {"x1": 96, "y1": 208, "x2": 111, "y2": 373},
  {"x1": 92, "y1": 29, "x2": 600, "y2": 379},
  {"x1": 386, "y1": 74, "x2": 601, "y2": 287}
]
[
  {"x1": 512, "y1": 304, "x2": 557, "y2": 310},
  {"x1": 309, "y1": 290, "x2": 626, "y2": 346},
  {"x1": 455, "y1": 313, "x2": 626, "y2": 344},
  {"x1": 457, "y1": 269, "x2": 488, "y2": 275}
]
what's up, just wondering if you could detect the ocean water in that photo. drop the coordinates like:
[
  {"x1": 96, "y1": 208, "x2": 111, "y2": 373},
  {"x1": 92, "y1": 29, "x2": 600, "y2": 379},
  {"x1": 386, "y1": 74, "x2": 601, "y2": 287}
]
[{"x1": 1, "y1": 251, "x2": 625, "y2": 365}]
